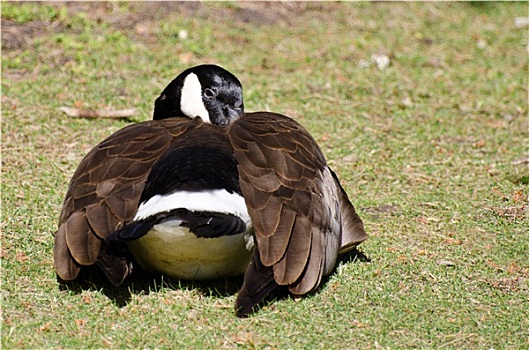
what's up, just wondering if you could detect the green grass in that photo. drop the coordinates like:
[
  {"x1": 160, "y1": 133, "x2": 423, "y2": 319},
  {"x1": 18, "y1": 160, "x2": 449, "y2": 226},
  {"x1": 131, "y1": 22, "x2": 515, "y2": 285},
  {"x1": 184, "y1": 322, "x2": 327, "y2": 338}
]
[{"x1": 2, "y1": 2, "x2": 528, "y2": 348}]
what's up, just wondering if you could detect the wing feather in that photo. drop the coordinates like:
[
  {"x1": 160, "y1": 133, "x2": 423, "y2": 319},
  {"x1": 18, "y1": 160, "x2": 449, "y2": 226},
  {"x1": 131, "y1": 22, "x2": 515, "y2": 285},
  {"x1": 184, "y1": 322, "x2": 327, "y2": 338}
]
[
  {"x1": 257, "y1": 205, "x2": 297, "y2": 265},
  {"x1": 273, "y1": 214, "x2": 312, "y2": 285},
  {"x1": 53, "y1": 223, "x2": 81, "y2": 280},
  {"x1": 84, "y1": 202, "x2": 121, "y2": 238},
  {"x1": 289, "y1": 225, "x2": 324, "y2": 294},
  {"x1": 63, "y1": 210, "x2": 101, "y2": 265}
]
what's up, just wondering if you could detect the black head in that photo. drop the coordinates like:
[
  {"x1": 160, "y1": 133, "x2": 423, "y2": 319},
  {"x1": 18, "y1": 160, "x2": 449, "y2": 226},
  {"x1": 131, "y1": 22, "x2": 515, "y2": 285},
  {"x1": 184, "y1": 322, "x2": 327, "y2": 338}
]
[{"x1": 153, "y1": 64, "x2": 244, "y2": 126}]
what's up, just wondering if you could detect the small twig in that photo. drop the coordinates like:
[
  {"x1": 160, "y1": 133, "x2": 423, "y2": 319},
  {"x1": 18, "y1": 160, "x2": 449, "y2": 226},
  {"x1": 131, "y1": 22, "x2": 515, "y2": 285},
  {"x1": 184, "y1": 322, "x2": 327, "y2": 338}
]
[
  {"x1": 438, "y1": 333, "x2": 477, "y2": 348},
  {"x1": 60, "y1": 107, "x2": 137, "y2": 119},
  {"x1": 512, "y1": 157, "x2": 529, "y2": 165},
  {"x1": 409, "y1": 159, "x2": 453, "y2": 166}
]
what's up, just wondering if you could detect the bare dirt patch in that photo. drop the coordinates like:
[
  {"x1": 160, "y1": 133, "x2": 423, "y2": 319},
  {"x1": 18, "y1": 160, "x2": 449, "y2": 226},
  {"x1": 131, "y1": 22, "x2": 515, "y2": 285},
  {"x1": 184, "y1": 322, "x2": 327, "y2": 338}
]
[{"x1": 2, "y1": 2, "x2": 333, "y2": 51}]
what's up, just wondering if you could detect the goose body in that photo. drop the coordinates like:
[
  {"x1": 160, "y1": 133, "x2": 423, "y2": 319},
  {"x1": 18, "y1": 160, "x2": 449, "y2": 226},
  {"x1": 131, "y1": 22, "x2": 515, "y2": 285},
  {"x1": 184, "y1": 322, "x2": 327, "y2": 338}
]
[
  {"x1": 109, "y1": 123, "x2": 254, "y2": 280},
  {"x1": 53, "y1": 65, "x2": 367, "y2": 316}
]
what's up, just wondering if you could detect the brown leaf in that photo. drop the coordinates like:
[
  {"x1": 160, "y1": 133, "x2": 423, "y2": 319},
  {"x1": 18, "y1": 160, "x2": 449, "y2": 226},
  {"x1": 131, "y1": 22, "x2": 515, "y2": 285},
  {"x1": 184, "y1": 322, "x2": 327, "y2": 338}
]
[
  {"x1": 416, "y1": 216, "x2": 429, "y2": 224},
  {"x1": 16, "y1": 252, "x2": 28, "y2": 262},
  {"x1": 512, "y1": 191, "x2": 527, "y2": 203},
  {"x1": 474, "y1": 139, "x2": 486, "y2": 148},
  {"x1": 397, "y1": 255, "x2": 408, "y2": 262},
  {"x1": 38, "y1": 321, "x2": 53, "y2": 333},
  {"x1": 444, "y1": 238, "x2": 463, "y2": 245}
]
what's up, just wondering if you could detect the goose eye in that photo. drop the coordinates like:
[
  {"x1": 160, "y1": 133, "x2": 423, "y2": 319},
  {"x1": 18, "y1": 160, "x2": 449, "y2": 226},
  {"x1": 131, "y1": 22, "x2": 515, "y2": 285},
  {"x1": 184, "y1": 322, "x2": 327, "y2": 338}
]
[{"x1": 204, "y1": 88, "x2": 217, "y2": 99}]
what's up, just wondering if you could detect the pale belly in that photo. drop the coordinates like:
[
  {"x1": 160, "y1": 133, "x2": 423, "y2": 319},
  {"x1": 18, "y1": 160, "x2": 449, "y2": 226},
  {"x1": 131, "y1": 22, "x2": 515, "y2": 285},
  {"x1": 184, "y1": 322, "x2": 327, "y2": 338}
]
[{"x1": 127, "y1": 220, "x2": 254, "y2": 280}]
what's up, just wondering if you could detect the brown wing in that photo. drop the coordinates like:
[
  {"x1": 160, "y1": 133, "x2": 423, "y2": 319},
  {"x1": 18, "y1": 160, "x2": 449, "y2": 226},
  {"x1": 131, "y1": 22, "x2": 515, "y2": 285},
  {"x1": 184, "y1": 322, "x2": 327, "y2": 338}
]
[
  {"x1": 53, "y1": 117, "x2": 203, "y2": 284},
  {"x1": 230, "y1": 112, "x2": 363, "y2": 307}
]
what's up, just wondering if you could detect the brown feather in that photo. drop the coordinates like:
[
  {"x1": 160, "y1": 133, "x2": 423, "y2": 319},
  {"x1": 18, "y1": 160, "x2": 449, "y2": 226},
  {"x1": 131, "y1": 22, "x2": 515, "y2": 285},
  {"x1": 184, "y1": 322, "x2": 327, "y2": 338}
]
[
  {"x1": 256, "y1": 205, "x2": 297, "y2": 265},
  {"x1": 237, "y1": 177, "x2": 273, "y2": 211},
  {"x1": 53, "y1": 224, "x2": 81, "y2": 280},
  {"x1": 95, "y1": 241, "x2": 133, "y2": 286},
  {"x1": 64, "y1": 211, "x2": 101, "y2": 265},
  {"x1": 242, "y1": 170, "x2": 282, "y2": 192},
  {"x1": 289, "y1": 226, "x2": 324, "y2": 295},
  {"x1": 243, "y1": 142, "x2": 270, "y2": 169},
  {"x1": 245, "y1": 194, "x2": 284, "y2": 240},
  {"x1": 235, "y1": 246, "x2": 278, "y2": 317},
  {"x1": 84, "y1": 202, "x2": 120, "y2": 239},
  {"x1": 273, "y1": 214, "x2": 312, "y2": 285}
]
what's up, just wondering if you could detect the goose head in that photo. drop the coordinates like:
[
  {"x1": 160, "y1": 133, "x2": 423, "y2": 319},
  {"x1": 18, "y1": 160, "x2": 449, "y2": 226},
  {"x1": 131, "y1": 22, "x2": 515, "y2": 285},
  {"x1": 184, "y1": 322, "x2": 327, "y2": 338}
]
[{"x1": 153, "y1": 64, "x2": 244, "y2": 126}]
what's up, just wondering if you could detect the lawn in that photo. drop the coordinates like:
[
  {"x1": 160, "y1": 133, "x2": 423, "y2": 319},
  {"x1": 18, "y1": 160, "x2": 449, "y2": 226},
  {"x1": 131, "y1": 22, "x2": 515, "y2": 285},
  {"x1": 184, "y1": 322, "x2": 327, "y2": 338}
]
[{"x1": 2, "y1": 2, "x2": 528, "y2": 349}]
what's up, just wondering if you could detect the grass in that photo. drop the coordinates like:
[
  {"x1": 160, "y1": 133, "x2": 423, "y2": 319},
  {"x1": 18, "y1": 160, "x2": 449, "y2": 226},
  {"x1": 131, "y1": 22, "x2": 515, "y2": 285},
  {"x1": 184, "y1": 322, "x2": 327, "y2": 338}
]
[{"x1": 2, "y1": 2, "x2": 528, "y2": 348}]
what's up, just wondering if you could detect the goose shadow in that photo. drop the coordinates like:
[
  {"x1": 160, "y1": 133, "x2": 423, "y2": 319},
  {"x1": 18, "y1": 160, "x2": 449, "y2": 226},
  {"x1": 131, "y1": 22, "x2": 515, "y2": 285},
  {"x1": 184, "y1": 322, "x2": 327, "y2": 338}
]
[
  {"x1": 57, "y1": 265, "x2": 244, "y2": 308},
  {"x1": 57, "y1": 248, "x2": 370, "y2": 309}
]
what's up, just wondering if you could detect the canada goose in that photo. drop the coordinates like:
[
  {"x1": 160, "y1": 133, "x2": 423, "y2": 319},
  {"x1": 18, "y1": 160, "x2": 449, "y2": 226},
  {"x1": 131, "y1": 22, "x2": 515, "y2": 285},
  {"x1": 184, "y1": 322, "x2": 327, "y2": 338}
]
[{"x1": 53, "y1": 64, "x2": 367, "y2": 317}]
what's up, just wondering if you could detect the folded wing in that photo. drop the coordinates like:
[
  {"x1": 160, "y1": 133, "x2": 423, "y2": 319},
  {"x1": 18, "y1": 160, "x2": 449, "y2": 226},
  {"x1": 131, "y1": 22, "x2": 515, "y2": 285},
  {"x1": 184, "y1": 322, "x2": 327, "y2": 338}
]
[
  {"x1": 53, "y1": 117, "x2": 203, "y2": 285},
  {"x1": 229, "y1": 112, "x2": 367, "y2": 315}
]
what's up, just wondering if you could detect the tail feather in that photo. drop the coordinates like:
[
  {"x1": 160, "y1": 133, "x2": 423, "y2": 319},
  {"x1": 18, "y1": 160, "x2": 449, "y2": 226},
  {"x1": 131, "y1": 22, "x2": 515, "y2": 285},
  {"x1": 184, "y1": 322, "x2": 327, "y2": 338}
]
[
  {"x1": 235, "y1": 247, "x2": 278, "y2": 317},
  {"x1": 95, "y1": 241, "x2": 133, "y2": 286}
]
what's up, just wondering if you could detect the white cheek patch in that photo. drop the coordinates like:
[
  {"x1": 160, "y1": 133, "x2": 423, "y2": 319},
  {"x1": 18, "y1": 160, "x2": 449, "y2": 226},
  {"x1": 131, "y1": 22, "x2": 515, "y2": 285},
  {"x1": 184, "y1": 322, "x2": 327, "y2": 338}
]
[{"x1": 180, "y1": 73, "x2": 211, "y2": 123}]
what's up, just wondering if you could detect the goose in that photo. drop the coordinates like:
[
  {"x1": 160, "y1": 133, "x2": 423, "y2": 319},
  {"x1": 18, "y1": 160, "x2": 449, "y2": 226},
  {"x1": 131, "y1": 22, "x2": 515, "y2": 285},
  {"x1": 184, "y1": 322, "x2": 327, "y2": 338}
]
[{"x1": 53, "y1": 64, "x2": 368, "y2": 317}]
